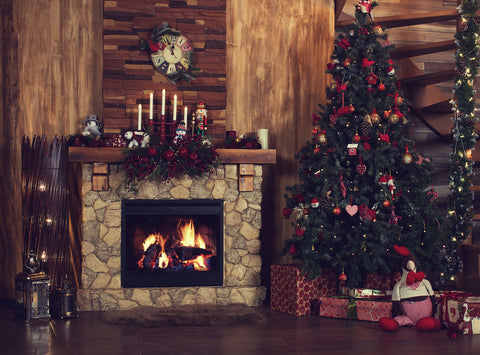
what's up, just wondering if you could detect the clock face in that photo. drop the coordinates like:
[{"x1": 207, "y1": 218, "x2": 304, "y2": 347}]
[{"x1": 150, "y1": 33, "x2": 194, "y2": 76}]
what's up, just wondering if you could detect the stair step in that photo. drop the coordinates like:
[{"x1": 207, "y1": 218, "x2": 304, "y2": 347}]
[
  {"x1": 400, "y1": 68, "x2": 456, "y2": 86},
  {"x1": 390, "y1": 40, "x2": 456, "y2": 60},
  {"x1": 336, "y1": 10, "x2": 458, "y2": 29}
]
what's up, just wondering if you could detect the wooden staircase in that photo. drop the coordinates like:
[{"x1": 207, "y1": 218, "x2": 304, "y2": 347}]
[{"x1": 335, "y1": 7, "x2": 458, "y2": 140}]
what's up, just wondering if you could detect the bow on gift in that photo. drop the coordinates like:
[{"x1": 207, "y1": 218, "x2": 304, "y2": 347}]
[{"x1": 406, "y1": 270, "x2": 425, "y2": 285}]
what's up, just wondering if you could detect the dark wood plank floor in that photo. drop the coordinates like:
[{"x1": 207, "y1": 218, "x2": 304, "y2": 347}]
[{"x1": 1, "y1": 305, "x2": 480, "y2": 354}]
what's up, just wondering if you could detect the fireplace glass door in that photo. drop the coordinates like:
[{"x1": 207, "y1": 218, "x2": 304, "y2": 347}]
[{"x1": 121, "y1": 199, "x2": 223, "y2": 287}]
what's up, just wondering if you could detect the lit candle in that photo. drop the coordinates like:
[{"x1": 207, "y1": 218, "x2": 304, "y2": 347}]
[
  {"x1": 184, "y1": 106, "x2": 188, "y2": 125},
  {"x1": 258, "y1": 128, "x2": 268, "y2": 149},
  {"x1": 149, "y1": 92, "x2": 153, "y2": 120},
  {"x1": 137, "y1": 104, "x2": 142, "y2": 131},
  {"x1": 173, "y1": 94, "x2": 177, "y2": 121},
  {"x1": 161, "y1": 89, "x2": 165, "y2": 115}
]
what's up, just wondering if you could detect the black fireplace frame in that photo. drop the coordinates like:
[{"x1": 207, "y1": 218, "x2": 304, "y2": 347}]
[{"x1": 121, "y1": 199, "x2": 224, "y2": 288}]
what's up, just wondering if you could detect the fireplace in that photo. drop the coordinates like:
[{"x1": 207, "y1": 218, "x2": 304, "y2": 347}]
[{"x1": 121, "y1": 199, "x2": 223, "y2": 288}]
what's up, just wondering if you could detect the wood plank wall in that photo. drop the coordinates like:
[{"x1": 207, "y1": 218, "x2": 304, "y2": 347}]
[
  {"x1": 226, "y1": 0, "x2": 335, "y2": 283},
  {"x1": 103, "y1": 0, "x2": 227, "y2": 141},
  {"x1": 0, "y1": 0, "x2": 102, "y2": 300}
]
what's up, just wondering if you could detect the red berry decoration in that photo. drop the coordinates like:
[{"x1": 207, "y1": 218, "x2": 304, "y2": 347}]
[
  {"x1": 333, "y1": 207, "x2": 341, "y2": 215},
  {"x1": 163, "y1": 149, "x2": 175, "y2": 162},
  {"x1": 189, "y1": 153, "x2": 199, "y2": 161}
]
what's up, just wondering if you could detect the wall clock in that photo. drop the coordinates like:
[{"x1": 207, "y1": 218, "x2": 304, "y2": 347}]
[{"x1": 141, "y1": 22, "x2": 197, "y2": 84}]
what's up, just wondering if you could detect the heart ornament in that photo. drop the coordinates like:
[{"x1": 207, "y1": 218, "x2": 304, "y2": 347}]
[{"x1": 346, "y1": 204, "x2": 358, "y2": 216}]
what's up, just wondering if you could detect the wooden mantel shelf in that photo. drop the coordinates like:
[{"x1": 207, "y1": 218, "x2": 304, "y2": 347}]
[{"x1": 68, "y1": 147, "x2": 276, "y2": 164}]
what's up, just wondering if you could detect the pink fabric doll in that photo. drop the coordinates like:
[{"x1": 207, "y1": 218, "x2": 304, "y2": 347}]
[{"x1": 379, "y1": 244, "x2": 442, "y2": 332}]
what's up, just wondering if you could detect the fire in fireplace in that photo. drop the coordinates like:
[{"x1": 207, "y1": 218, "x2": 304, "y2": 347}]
[{"x1": 121, "y1": 199, "x2": 223, "y2": 287}]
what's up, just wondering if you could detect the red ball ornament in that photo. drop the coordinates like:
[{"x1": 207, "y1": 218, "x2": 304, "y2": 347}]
[
  {"x1": 343, "y1": 58, "x2": 352, "y2": 67},
  {"x1": 289, "y1": 244, "x2": 297, "y2": 255},
  {"x1": 163, "y1": 149, "x2": 175, "y2": 162},
  {"x1": 371, "y1": 113, "x2": 380, "y2": 124},
  {"x1": 383, "y1": 200, "x2": 391, "y2": 207},
  {"x1": 378, "y1": 83, "x2": 385, "y2": 91},
  {"x1": 313, "y1": 146, "x2": 321, "y2": 154},
  {"x1": 178, "y1": 147, "x2": 189, "y2": 158},
  {"x1": 339, "y1": 273, "x2": 347, "y2": 282},
  {"x1": 147, "y1": 147, "x2": 158, "y2": 156},
  {"x1": 333, "y1": 207, "x2": 341, "y2": 215},
  {"x1": 353, "y1": 134, "x2": 361, "y2": 143}
]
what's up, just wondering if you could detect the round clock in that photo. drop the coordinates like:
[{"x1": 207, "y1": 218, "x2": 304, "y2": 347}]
[{"x1": 149, "y1": 32, "x2": 194, "y2": 83}]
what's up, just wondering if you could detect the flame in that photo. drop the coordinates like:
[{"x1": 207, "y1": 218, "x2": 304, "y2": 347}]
[
  {"x1": 178, "y1": 219, "x2": 207, "y2": 250},
  {"x1": 157, "y1": 251, "x2": 169, "y2": 269},
  {"x1": 143, "y1": 234, "x2": 157, "y2": 251}
]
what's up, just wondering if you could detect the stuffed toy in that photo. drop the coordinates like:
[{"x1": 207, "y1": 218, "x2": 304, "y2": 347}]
[{"x1": 379, "y1": 244, "x2": 441, "y2": 331}]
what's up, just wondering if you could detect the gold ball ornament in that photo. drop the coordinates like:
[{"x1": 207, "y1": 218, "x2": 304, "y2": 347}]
[
  {"x1": 395, "y1": 96, "x2": 404, "y2": 106},
  {"x1": 371, "y1": 113, "x2": 381, "y2": 124},
  {"x1": 372, "y1": 25, "x2": 383, "y2": 35},
  {"x1": 389, "y1": 113, "x2": 399, "y2": 124},
  {"x1": 329, "y1": 82, "x2": 338, "y2": 92},
  {"x1": 316, "y1": 133, "x2": 327, "y2": 145},
  {"x1": 402, "y1": 153, "x2": 413, "y2": 164}
]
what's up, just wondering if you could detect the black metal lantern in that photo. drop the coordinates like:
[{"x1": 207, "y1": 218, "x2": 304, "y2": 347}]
[
  {"x1": 54, "y1": 274, "x2": 78, "y2": 319},
  {"x1": 15, "y1": 272, "x2": 51, "y2": 323}
]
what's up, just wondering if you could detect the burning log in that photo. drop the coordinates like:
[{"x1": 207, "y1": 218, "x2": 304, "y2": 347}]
[
  {"x1": 174, "y1": 246, "x2": 213, "y2": 261},
  {"x1": 143, "y1": 243, "x2": 159, "y2": 269}
]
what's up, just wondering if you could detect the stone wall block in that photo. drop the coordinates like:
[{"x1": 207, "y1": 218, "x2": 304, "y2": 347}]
[
  {"x1": 132, "y1": 289, "x2": 154, "y2": 306},
  {"x1": 103, "y1": 227, "x2": 121, "y2": 247},
  {"x1": 196, "y1": 287, "x2": 216, "y2": 304},
  {"x1": 85, "y1": 254, "x2": 109, "y2": 273},
  {"x1": 100, "y1": 292, "x2": 119, "y2": 310},
  {"x1": 225, "y1": 210, "x2": 242, "y2": 227},
  {"x1": 91, "y1": 272, "x2": 111, "y2": 289},
  {"x1": 104, "y1": 209, "x2": 121, "y2": 228},
  {"x1": 212, "y1": 180, "x2": 228, "y2": 199},
  {"x1": 119, "y1": 300, "x2": 138, "y2": 310},
  {"x1": 224, "y1": 165, "x2": 237, "y2": 180},
  {"x1": 239, "y1": 222, "x2": 260, "y2": 241},
  {"x1": 246, "y1": 239, "x2": 261, "y2": 254},
  {"x1": 170, "y1": 184, "x2": 190, "y2": 199}
]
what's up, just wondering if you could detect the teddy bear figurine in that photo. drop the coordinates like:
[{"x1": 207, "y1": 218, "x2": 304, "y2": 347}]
[{"x1": 379, "y1": 244, "x2": 441, "y2": 332}]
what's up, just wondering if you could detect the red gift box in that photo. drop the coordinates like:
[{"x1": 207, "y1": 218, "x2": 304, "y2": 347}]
[
  {"x1": 270, "y1": 265, "x2": 336, "y2": 316},
  {"x1": 436, "y1": 292, "x2": 480, "y2": 335},
  {"x1": 356, "y1": 299, "x2": 392, "y2": 322},
  {"x1": 363, "y1": 272, "x2": 401, "y2": 290},
  {"x1": 319, "y1": 296, "x2": 392, "y2": 322},
  {"x1": 319, "y1": 296, "x2": 350, "y2": 319},
  {"x1": 435, "y1": 290, "x2": 476, "y2": 325}
]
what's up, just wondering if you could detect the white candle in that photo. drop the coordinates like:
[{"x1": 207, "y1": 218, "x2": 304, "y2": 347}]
[
  {"x1": 173, "y1": 94, "x2": 177, "y2": 121},
  {"x1": 149, "y1": 92, "x2": 153, "y2": 119},
  {"x1": 184, "y1": 106, "x2": 188, "y2": 125},
  {"x1": 258, "y1": 128, "x2": 268, "y2": 149},
  {"x1": 161, "y1": 89, "x2": 165, "y2": 115},
  {"x1": 137, "y1": 104, "x2": 142, "y2": 131}
]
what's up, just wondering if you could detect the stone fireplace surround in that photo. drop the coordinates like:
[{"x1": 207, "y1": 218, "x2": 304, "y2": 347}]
[{"x1": 78, "y1": 162, "x2": 267, "y2": 311}]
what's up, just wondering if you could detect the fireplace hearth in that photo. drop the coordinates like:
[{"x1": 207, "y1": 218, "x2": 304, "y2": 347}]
[{"x1": 121, "y1": 199, "x2": 223, "y2": 288}]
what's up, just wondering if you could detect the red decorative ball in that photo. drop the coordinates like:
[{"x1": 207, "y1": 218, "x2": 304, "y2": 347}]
[
  {"x1": 178, "y1": 147, "x2": 189, "y2": 158},
  {"x1": 339, "y1": 273, "x2": 347, "y2": 281},
  {"x1": 333, "y1": 207, "x2": 341, "y2": 215},
  {"x1": 353, "y1": 134, "x2": 361, "y2": 143},
  {"x1": 303, "y1": 208, "x2": 310, "y2": 215},
  {"x1": 147, "y1": 147, "x2": 158, "y2": 156},
  {"x1": 189, "y1": 153, "x2": 199, "y2": 161},
  {"x1": 402, "y1": 153, "x2": 413, "y2": 164},
  {"x1": 383, "y1": 200, "x2": 391, "y2": 207},
  {"x1": 289, "y1": 244, "x2": 297, "y2": 255},
  {"x1": 163, "y1": 149, "x2": 175, "y2": 162},
  {"x1": 378, "y1": 83, "x2": 385, "y2": 91}
]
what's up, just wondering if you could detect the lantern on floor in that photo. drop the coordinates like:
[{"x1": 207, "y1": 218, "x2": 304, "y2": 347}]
[
  {"x1": 15, "y1": 252, "x2": 51, "y2": 323},
  {"x1": 55, "y1": 274, "x2": 78, "y2": 319}
]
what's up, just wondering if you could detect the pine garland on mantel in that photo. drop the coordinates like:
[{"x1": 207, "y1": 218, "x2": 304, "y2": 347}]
[{"x1": 445, "y1": 0, "x2": 480, "y2": 281}]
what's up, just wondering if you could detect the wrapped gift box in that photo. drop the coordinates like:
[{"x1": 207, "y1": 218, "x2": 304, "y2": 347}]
[
  {"x1": 356, "y1": 299, "x2": 392, "y2": 321},
  {"x1": 348, "y1": 288, "x2": 387, "y2": 299},
  {"x1": 319, "y1": 296, "x2": 350, "y2": 319},
  {"x1": 435, "y1": 291, "x2": 476, "y2": 326},
  {"x1": 319, "y1": 296, "x2": 392, "y2": 322},
  {"x1": 437, "y1": 293, "x2": 480, "y2": 335},
  {"x1": 270, "y1": 264, "x2": 336, "y2": 316},
  {"x1": 104, "y1": 134, "x2": 127, "y2": 148},
  {"x1": 363, "y1": 272, "x2": 401, "y2": 290}
]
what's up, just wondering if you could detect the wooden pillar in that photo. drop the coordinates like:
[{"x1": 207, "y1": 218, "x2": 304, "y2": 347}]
[{"x1": 226, "y1": 0, "x2": 335, "y2": 287}]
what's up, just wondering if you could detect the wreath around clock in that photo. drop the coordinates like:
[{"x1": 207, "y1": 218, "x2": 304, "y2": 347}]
[{"x1": 140, "y1": 22, "x2": 198, "y2": 84}]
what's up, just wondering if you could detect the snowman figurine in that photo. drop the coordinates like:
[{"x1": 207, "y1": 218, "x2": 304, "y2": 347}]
[{"x1": 379, "y1": 245, "x2": 441, "y2": 332}]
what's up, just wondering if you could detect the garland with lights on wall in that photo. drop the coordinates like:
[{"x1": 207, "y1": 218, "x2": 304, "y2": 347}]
[{"x1": 445, "y1": 0, "x2": 480, "y2": 281}]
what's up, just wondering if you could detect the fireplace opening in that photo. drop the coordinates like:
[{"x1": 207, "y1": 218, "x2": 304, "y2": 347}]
[{"x1": 121, "y1": 199, "x2": 223, "y2": 288}]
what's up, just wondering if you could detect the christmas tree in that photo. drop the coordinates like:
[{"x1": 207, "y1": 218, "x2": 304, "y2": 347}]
[{"x1": 282, "y1": 1, "x2": 448, "y2": 288}]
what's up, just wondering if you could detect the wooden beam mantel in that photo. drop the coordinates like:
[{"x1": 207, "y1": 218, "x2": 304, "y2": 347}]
[{"x1": 68, "y1": 147, "x2": 276, "y2": 164}]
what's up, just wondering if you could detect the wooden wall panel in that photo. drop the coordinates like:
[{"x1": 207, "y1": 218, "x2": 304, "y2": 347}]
[
  {"x1": 226, "y1": 0, "x2": 335, "y2": 274},
  {"x1": 103, "y1": 0, "x2": 227, "y2": 141},
  {"x1": 16, "y1": 0, "x2": 103, "y2": 138}
]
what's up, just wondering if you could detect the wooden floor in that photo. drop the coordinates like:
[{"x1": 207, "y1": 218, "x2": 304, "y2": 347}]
[{"x1": 1, "y1": 305, "x2": 480, "y2": 355}]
